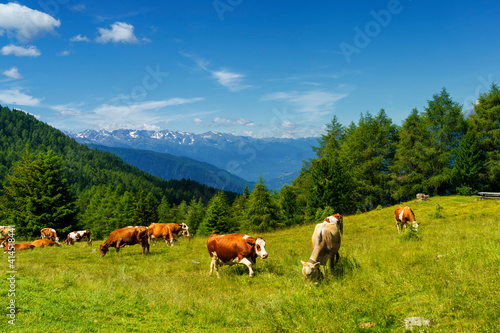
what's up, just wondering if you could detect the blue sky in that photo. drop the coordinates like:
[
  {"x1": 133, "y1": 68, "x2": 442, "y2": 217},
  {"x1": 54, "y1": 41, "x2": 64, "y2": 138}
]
[{"x1": 0, "y1": 0, "x2": 499, "y2": 138}]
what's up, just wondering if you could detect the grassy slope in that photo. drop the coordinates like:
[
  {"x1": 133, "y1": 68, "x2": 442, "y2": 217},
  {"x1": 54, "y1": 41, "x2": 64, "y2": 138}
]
[{"x1": 2, "y1": 196, "x2": 499, "y2": 332}]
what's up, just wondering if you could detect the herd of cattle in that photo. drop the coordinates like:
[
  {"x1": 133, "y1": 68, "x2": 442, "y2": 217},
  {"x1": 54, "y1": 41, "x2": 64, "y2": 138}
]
[{"x1": 0, "y1": 205, "x2": 418, "y2": 281}]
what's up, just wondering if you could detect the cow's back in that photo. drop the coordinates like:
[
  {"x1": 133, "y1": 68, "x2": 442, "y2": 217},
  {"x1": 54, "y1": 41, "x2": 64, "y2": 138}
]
[
  {"x1": 311, "y1": 223, "x2": 341, "y2": 264},
  {"x1": 208, "y1": 233, "x2": 246, "y2": 262}
]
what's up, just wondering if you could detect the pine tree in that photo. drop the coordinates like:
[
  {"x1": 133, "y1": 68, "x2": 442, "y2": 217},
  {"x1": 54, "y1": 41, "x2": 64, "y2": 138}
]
[
  {"x1": 278, "y1": 185, "x2": 303, "y2": 227},
  {"x1": 468, "y1": 83, "x2": 500, "y2": 188},
  {"x1": 185, "y1": 198, "x2": 205, "y2": 235},
  {"x1": 312, "y1": 116, "x2": 344, "y2": 158},
  {"x1": 452, "y1": 129, "x2": 483, "y2": 194},
  {"x1": 198, "y1": 191, "x2": 232, "y2": 235},
  {"x1": 423, "y1": 88, "x2": 466, "y2": 194},
  {"x1": 242, "y1": 177, "x2": 282, "y2": 232},
  {"x1": 0, "y1": 150, "x2": 76, "y2": 238}
]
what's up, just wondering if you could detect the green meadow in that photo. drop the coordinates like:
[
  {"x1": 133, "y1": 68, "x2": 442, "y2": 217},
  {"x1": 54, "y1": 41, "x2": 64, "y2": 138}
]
[{"x1": 1, "y1": 196, "x2": 499, "y2": 332}]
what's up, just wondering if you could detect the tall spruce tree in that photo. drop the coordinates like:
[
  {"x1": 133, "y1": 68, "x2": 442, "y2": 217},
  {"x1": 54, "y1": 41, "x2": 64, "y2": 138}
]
[
  {"x1": 423, "y1": 88, "x2": 466, "y2": 194},
  {"x1": 242, "y1": 177, "x2": 282, "y2": 232},
  {"x1": 468, "y1": 83, "x2": 500, "y2": 188},
  {"x1": 0, "y1": 150, "x2": 76, "y2": 238},
  {"x1": 452, "y1": 129, "x2": 483, "y2": 194},
  {"x1": 339, "y1": 110, "x2": 398, "y2": 210},
  {"x1": 198, "y1": 190, "x2": 232, "y2": 235}
]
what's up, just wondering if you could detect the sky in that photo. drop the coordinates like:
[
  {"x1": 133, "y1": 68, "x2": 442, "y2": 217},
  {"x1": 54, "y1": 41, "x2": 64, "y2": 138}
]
[{"x1": 0, "y1": 0, "x2": 499, "y2": 138}]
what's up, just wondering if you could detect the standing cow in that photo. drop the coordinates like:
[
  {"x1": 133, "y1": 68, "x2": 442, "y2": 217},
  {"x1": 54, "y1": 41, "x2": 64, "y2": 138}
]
[
  {"x1": 394, "y1": 206, "x2": 419, "y2": 233},
  {"x1": 324, "y1": 213, "x2": 343, "y2": 235},
  {"x1": 41, "y1": 228, "x2": 59, "y2": 242},
  {"x1": 65, "y1": 230, "x2": 92, "y2": 245},
  {"x1": 99, "y1": 226, "x2": 149, "y2": 257},
  {"x1": 147, "y1": 223, "x2": 175, "y2": 246},
  {"x1": 207, "y1": 233, "x2": 268, "y2": 278},
  {"x1": 301, "y1": 222, "x2": 341, "y2": 281}
]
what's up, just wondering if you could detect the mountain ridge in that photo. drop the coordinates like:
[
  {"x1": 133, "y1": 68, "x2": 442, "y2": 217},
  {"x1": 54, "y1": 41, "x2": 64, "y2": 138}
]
[{"x1": 67, "y1": 129, "x2": 318, "y2": 189}]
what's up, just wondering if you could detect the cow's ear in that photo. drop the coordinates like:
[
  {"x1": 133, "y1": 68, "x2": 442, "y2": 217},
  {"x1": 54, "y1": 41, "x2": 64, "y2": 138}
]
[
  {"x1": 313, "y1": 262, "x2": 321, "y2": 268},
  {"x1": 246, "y1": 238, "x2": 256, "y2": 246}
]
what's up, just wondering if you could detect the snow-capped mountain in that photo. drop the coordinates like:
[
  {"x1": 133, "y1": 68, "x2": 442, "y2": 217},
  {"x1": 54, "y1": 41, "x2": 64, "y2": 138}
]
[{"x1": 67, "y1": 129, "x2": 318, "y2": 189}]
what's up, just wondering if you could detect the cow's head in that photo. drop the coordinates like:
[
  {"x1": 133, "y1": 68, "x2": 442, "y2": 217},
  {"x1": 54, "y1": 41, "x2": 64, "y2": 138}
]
[
  {"x1": 180, "y1": 223, "x2": 191, "y2": 238},
  {"x1": 411, "y1": 221, "x2": 420, "y2": 231},
  {"x1": 99, "y1": 244, "x2": 108, "y2": 257},
  {"x1": 251, "y1": 237, "x2": 268, "y2": 259},
  {"x1": 301, "y1": 261, "x2": 322, "y2": 281}
]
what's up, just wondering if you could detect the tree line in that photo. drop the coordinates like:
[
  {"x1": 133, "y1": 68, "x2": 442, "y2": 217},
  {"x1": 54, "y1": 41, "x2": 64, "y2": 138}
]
[{"x1": 0, "y1": 84, "x2": 498, "y2": 238}]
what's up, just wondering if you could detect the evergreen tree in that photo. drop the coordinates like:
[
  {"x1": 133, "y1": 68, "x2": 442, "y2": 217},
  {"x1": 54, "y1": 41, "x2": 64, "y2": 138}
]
[
  {"x1": 241, "y1": 177, "x2": 282, "y2": 232},
  {"x1": 0, "y1": 150, "x2": 76, "y2": 238},
  {"x1": 185, "y1": 198, "x2": 205, "y2": 235},
  {"x1": 468, "y1": 83, "x2": 500, "y2": 188},
  {"x1": 452, "y1": 129, "x2": 483, "y2": 194},
  {"x1": 198, "y1": 191, "x2": 232, "y2": 235},
  {"x1": 307, "y1": 156, "x2": 355, "y2": 218},
  {"x1": 423, "y1": 88, "x2": 466, "y2": 194},
  {"x1": 158, "y1": 196, "x2": 175, "y2": 223},
  {"x1": 390, "y1": 108, "x2": 432, "y2": 200},
  {"x1": 278, "y1": 185, "x2": 303, "y2": 227},
  {"x1": 339, "y1": 110, "x2": 398, "y2": 210},
  {"x1": 132, "y1": 190, "x2": 158, "y2": 226},
  {"x1": 312, "y1": 116, "x2": 344, "y2": 158}
]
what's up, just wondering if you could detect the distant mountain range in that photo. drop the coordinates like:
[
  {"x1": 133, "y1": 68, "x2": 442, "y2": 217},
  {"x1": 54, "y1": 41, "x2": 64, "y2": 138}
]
[
  {"x1": 87, "y1": 144, "x2": 254, "y2": 193},
  {"x1": 67, "y1": 130, "x2": 318, "y2": 190}
]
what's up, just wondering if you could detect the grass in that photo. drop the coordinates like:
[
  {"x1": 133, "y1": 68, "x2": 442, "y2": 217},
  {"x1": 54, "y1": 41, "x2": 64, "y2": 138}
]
[{"x1": 1, "y1": 196, "x2": 499, "y2": 332}]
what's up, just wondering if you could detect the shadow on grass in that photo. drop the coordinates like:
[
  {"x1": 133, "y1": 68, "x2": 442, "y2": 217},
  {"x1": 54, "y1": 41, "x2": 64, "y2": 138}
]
[{"x1": 332, "y1": 254, "x2": 361, "y2": 279}]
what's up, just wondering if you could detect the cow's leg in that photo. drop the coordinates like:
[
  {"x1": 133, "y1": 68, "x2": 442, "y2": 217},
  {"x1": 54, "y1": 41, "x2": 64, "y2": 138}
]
[
  {"x1": 209, "y1": 254, "x2": 220, "y2": 278},
  {"x1": 239, "y1": 258, "x2": 254, "y2": 277},
  {"x1": 115, "y1": 240, "x2": 121, "y2": 253}
]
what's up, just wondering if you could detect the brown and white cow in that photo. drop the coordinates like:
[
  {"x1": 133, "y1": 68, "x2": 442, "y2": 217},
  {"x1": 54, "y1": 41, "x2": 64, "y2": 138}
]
[
  {"x1": 0, "y1": 226, "x2": 14, "y2": 237},
  {"x1": 394, "y1": 206, "x2": 419, "y2": 233},
  {"x1": 2, "y1": 238, "x2": 35, "y2": 252},
  {"x1": 31, "y1": 239, "x2": 62, "y2": 248},
  {"x1": 207, "y1": 233, "x2": 268, "y2": 278},
  {"x1": 324, "y1": 213, "x2": 344, "y2": 235},
  {"x1": 41, "y1": 228, "x2": 59, "y2": 242},
  {"x1": 99, "y1": 226, "x2": 149, "y2": 257},
  {"x1": 147, "y1": 223, "x2": 175, "y2": 246},
  {"x1": 65, "y1": 230, "x2": 92, "y2": 245},
  {"x1": 301, "y1": 222, "x2": 341, "y2": 281}
]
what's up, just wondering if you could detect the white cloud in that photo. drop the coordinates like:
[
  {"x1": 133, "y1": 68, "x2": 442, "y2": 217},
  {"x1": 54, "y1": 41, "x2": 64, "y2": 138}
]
[
  {"x1": 1, "y1": 44, "x2": 41, "y2": 57},
  {"x1": 262, "y1": 90, "x2": 347, "y2": 117},
  {"x1": 212, "y1": 117, "x2": 255, "y2": 127},
  {"x1": 180, "y1": 52, "x2": 251, "y2": 92},
  {"x1": 54, "y1": 97, "x2": 205, "y2": 131},
  {"x1": 193, "y1": 118, "x2": 203, "y2": 124},
  {"x1": 0, "y1": 89, "x2": 42, "y2": 106},
  {"x1": 58, "y1": 50, "x2": 71, "y2": 56},
  {"x1": 70, "y1": 34, "x2": 90, "y2": 42},
  {"x1": 2, "y1": 66, "x2": 23, "y2": 79},
  {"x1": 211, "y1": 70, "x2": 250, "y2": 92},
  {"x1": 0, "y1": 3, "x2": 60, "y2": 43},
  {"x1": 96, "y1": 22, "x2": 140, "y2": 44}
]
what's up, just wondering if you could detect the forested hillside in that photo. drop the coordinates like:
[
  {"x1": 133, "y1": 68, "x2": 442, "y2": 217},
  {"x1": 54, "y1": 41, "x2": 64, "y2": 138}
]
[
  {"x1": 88, "y1": 144, "x2": 254, "y2": 193},
  {"x1": 0, "y1": 106, "x2": 236, "y2": 238}
]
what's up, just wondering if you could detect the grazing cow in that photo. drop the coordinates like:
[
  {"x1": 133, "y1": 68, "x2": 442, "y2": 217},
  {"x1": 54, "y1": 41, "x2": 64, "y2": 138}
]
[
  {"x1": 41, "y1": 228, "x2": 59, "y2": 242},
  {"x1": 147, "y1": 223, "x2": 175, "y2": 246},
  {"x1": 164, "y1": 223, "x2": 190, "y2": 240},
  {"x1": 99, "y1": 226, "x2": 150, "y2": 257},
  {"x1": 394, "y1": 206, "x2": 419, "y2": 233},
  {"x1": 324, "y1": 213, "x2": 344, "y2": 235},
  {"x1": 301, "y1": 222, "x2": 341, "y2": 281},
  {"x1": 31, "y1": 239, "x2": 62, "y2": 248},
  {"x1": 207, "y1": 233, "x2": 268, "y2": 278},
  {"x1": 65, "y1": 230, "x2": 92, "y2": 245}
]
